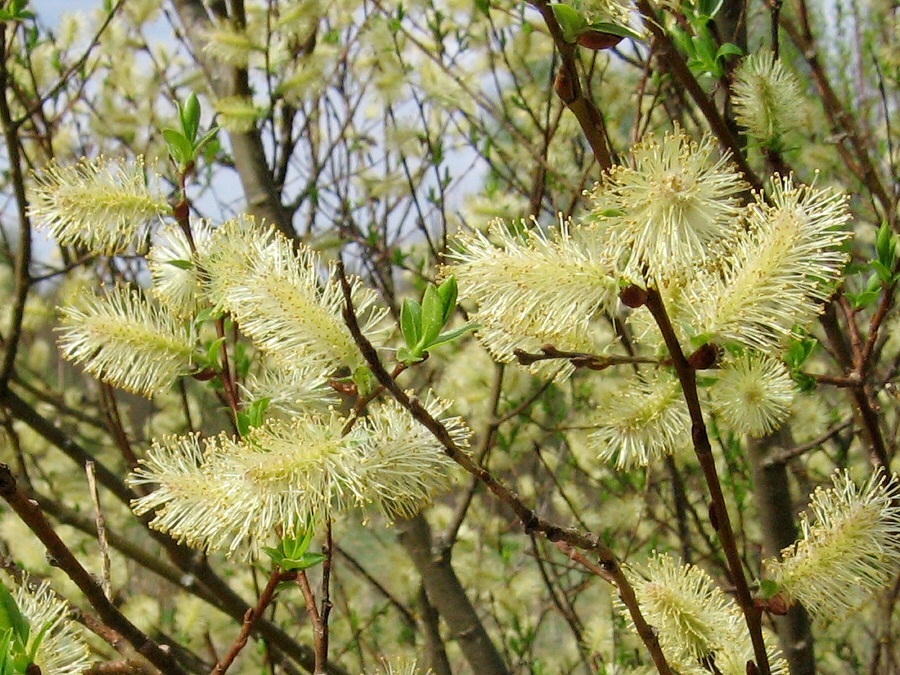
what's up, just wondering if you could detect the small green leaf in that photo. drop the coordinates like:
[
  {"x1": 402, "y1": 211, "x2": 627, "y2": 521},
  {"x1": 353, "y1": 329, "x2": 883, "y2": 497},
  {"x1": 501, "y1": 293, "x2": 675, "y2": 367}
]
[
  {"x1": 427, "y1": 322, "x2": 479, "y2": 350},
  {"x1": 436, "y1": 276, "x2": 458, "y2": 325},
  {"x1": 353, "y1": 365, "x2": 377, "y2": 397},
  {"x1": 872, "y1": 260, "x2": 893, "y2": 285},
  {"x1": 550, "y1": 3, "x2": 587, "y2": 43},
  {"x1": 180, "y1": 93, "x2": 201, "y2": 143},
  {"x1": 163, "y1": 129, "x2": 194, "y2": 166},
  {"x1": 584, "y1": 21, "x2": 643, "y2": 42},
  {"x1": 264, "y1": 531, "x2": 327, "y2": 571},
  {"x1": 397, "y1": 347, "x2": 424, "y2": 365},
  {"x1": 194, "y1": 126, "x2": 220, "y2": 156},
  {"x1": 474, "y1": 0, "x2": 490, "y2": 17},
  {"x1": 791, "y1": 371, "x2": 817, "y2": 393},
  {"x1": 165, "y1": 259, "x2": 193, "y2": 270},
  {"x1": 0, "y1": 585, "x2": 29, "y2": 649},
  {"x1": 784, "y1": 335, "x2": 817, "y2": 369},
  {"x1": 876, "y1": 221, "x2": 897, "y2": 268},
  {"x1": 758, "y1": 578, "x2": 781, "y2": 599},
  {"x1": 205, "y1": 336, "x2": 227, "y2": 369},
  {"x1": 246, "y1": 398, "x2": 270, "y2": 429},
  {"x1": 418, "y1": 284, "x2": 445, "y2": 348},
  {"x1": 400, "y1": 298, "x2": 422, "y2": 350},
  {"x1": 716, "y1": 42, "x2": 743, "y2": 60}
]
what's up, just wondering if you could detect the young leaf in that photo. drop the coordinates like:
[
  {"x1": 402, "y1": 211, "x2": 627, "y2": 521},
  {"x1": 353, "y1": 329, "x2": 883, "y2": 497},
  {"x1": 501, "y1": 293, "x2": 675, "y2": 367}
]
[
  {"x1": 427, "y1": 322, "x2": 480, "y2": 350},
  {"x1": 550, "y1": 3, "x2": 587, "y2": 43},
  {"x1": 400, "y1": 298, "x2": 422, "y2": 350},
  {"x1": 875, "y1": 221, "x2": 897, "y2": 269},
  {"x1": 0, "y1": 585, "x2": 29, "y2": 650},
  {"x1": 163, "y1": 129, "x2": 194, "y2": 167},
  {"x1": 418, "y1": 284, "x2": 445, "y2": 348},
  {"x1": 436, "y1": 276, "x2": 458, "y2": 325},
  {"x1": 180, "y1": 93, "x2": 201, "y2": 143}
]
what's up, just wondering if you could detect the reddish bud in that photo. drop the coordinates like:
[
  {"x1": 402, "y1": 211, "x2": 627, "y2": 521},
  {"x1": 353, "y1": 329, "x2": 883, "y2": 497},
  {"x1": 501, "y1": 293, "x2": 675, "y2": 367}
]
[
  {"x1": 620, "y1": 284, "x2": 648, "y2": 308},
  {"x1": 687, "y1": 342, "x2": 719, "y2": 370},
  {"x1": 192, "y1": 367, "x2": 217, "y2": 381},
  {"x1": 576, "y1": 30, "x2": 625, "y2": 51},
  {"x1": 766, "y1": 593, "x2": 791, "y2": 615}
]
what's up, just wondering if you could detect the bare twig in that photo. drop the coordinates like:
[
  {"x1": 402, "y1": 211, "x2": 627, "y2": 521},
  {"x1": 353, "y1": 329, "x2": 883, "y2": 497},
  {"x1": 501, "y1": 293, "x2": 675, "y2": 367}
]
[
  {"x1": 337, "y1": 259, "x2": 672, "y2": 674},
  {"x1": 0, "y1": 463, "x2": 187, "y2": 675},
  {"x1": 212, "y1": 569, "x2": 297, "y2": 675},
  {"x1": 643, "y1": 288, "x2": 771, "y2": 675}
]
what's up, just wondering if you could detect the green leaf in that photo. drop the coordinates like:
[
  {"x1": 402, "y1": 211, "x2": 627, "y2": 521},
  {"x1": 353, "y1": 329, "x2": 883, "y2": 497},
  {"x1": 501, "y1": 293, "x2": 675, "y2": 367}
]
[
  {"x1": 397, "y1": 347, "x2": 424, "y2": 365},
  {"x1": 436, "y1": 276, "x2": 458, "y2": 325},
  {"x1": 758, "y1": 578, "x2": 781, "y2": 599},
  {"x1": 784, "y1": 335, "x2": 817, "y2": 369},
  {"x1": 180, "y1": 93, "x2": 201, "y2": 143},
  {"x1": 194, "y1": 126, "x2": 220, "y2": 156},
  {"x1": 163, "y1": 129, "x2": 194, "y2": 167},
  {"x1": 474, "y1": 0, "x2": 490, "y2": 17},
  {"x1": 0, "y1": 629, "x2": 19, "y2": 675},
  {"x1": 876, "y1": 221, "x2": 897, "y2": 268},
  {"x1": 872, "y1": 260, "x2": 893, "y2": 285},
  {"x1": 352, "y1": 365, "x2": 377, "y2": 397},
  {"x1": 584, "y1": 21, "x2": 643, "y2": 42},
  {"x1": 418, "y1": 284, "x2": 445, "y2": 348},
  {"x1": 427, "y1": 322, "x2": 479, "y2": 350},
  {"x1": 550, "y1": 3, "x2": 587, "y2": 43},
  {"x1": 0, "y1": 585, "x2": 29, "y2": 650},
  {"x1": 400, "y1": 298, "x2": 422, "y2": 350},
  {"x1": 165, "y1": 259, "x2": 193, "y2": 271},
  {"x1": 243, "y1": 397, "x2": 270, "y2": 430},
  {"x1": 716, "y1": 42, "x2": 743, "y2": 60},
  {"x1": 205, "y1": 336, "x2": 227, "y2": 369},
  {"x1": 264, "y1": 531, "x2": 327, "y2": 571}
]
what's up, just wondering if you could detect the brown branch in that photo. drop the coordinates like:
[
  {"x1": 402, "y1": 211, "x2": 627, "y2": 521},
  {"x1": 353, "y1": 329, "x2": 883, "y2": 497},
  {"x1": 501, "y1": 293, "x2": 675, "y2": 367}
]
[
  {"x1": 0, "y1": 20, "x2": 33, "y2": 395},
  {"x1": 643, "y1": 288, "x2": 771, "y2": 674},
  {"x1": 763, "y1": 418, "x2": 854, "y2": 466},
  {"x1": 211, "y1": 569, "x2": 297, "y2": 675},
  {"x1": 514, "y1": 344, "x2": 664, "y2": 370},
  {"x1": 526, "y1": 1, "x2": 614, "y2": 170},
  {"x1": 635, "y1": 0, "x2": 763, "y2": 193},
  {"x1": 337, "y1": 260, "x2": 672, "y2": 673},
  {"x1": 0, "y1": 463, "x2": 187, "y2": 675},
  {"x1": 779, "y1": 3, "x2": 892, "y2": 220},
  {"x1": 554, "y1": 541, "x2": 672, "y2": 675}
]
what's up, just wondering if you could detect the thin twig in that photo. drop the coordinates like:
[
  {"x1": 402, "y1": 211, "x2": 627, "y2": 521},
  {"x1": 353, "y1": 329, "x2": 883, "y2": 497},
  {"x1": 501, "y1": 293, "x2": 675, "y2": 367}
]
[
  {"x1": 211, "y1": 569, "x2": 297, "y2": 675},
  {"x1": 337, "y1": 259, "x2": 672, "y2": 674},
  {"x1": 85, "y1": 462, "x2": 112, "y2": 601},
  {"x1": 643, "y1": 288, "x2": 771, "y2": 675},
  {"x1": 0, "y1": 463, "x2": 187, "y2": 675}
]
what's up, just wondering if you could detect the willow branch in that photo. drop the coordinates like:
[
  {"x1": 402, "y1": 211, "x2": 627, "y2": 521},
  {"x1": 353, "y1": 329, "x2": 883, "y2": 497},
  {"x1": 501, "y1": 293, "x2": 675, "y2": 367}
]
[
  {"x1": 212, "y1": 569, "x2": 297, "y2": 675},
  {"x1": 643, "y1": 288, "x2": 771, "y2": 675},
  {"x1": 0, "y1": 464, "x2": 187, "y2": 675},
  {"x1": 337, "y1": 260, "x2": 671, "y2": 673}
]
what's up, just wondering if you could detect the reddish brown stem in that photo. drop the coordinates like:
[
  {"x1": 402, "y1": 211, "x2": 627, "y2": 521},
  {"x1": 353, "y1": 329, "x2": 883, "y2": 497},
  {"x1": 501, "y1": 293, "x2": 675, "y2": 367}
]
[
  {"x1": 211, "y1": 569, "x2": 297, "y2": 675},
  {"x1": 643, "y1": 288, "x2": 771, "y2": 675},
  {"x1": 0, "y1": 464, "x2": 187, "y2": 675}
]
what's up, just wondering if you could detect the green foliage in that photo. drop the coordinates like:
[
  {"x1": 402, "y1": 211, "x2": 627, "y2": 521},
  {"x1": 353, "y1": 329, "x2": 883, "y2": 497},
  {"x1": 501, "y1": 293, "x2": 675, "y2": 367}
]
[
  {"x1": 263, "y1": 529, "x2": 326, "y2": 572},
  {"x1": 0, "y1": 0, "x2": 34, "y2": 22},
  {"x1": 398, "y1": 276, "x2": 477, "y2": 364},
  {"x1": 164, "y1": 93, "x2": 220, "y2": 170}
]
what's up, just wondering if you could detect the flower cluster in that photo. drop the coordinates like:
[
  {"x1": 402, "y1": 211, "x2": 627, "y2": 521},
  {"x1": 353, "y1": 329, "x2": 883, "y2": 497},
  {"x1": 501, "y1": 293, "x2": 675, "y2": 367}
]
[
  {"x1": 28, "y1": 156, "x2": 169, "y2": 254},
  {"x1": 732, "y1": 53, "x2": 805, "y2": 150},
  {"x1": 129, "y1": 396, "x2": 466, "y2": 558},
  {"x1": 625, "y1": 553, "x2": 788, "y2": 674},
  {"x1": 763, "y1": 469, "x2": 900, "y2": 619},
  {"x1": 447, "y1": 127, "x2": 850, "y2": 467},
  {"x1": 1, "y1": 575, "x2": 92, "y2": 675}
]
